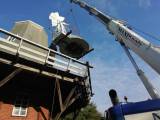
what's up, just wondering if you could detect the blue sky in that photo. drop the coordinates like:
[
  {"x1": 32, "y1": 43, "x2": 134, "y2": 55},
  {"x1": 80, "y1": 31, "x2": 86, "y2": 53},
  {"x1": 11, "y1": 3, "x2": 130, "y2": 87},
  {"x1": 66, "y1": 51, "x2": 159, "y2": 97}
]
[{"x1": 1, "y1": 0, "x2": 160, "y2": 113}]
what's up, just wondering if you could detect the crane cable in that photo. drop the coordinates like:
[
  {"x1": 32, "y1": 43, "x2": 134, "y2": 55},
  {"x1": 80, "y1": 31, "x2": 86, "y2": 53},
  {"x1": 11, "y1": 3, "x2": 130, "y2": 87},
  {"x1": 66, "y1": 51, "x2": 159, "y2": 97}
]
[
  {"x1": 127, "y1": 23, "x2": 160, "y2": 42},
  {"x1": 69, "y1": 4, "x2": 81, "y2": 35}
]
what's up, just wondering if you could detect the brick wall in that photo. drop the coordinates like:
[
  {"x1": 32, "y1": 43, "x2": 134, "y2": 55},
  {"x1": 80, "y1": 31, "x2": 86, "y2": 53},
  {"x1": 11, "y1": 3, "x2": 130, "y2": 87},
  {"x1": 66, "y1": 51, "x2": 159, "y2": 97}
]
[
  {"x1": 0, "y1": 102, "x2": 50, "y2": 120},
  {"x1": 0, "y1": 70, "x2": 54, "y2": 120}
]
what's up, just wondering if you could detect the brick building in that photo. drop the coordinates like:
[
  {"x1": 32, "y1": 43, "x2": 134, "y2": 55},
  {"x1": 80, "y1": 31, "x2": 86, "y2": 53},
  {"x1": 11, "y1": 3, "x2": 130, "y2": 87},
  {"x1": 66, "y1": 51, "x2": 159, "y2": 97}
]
[{"x1": 0, "y1": 21, "x2": 92, "y2": 120}]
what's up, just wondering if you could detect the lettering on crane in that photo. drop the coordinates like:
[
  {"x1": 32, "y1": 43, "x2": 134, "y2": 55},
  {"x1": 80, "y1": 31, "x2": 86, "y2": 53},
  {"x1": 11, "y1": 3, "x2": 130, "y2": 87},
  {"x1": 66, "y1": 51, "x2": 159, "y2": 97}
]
[{"x1": 118, "y1": 27, "x2": 142, "y2": 47}]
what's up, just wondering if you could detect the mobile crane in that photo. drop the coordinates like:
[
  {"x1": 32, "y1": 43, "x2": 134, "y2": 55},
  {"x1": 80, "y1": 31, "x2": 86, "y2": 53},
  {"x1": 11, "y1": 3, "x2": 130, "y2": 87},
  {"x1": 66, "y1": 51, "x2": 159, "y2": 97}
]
[
  {"x1": 70, "y1": 0, "x2": 160, "y2": 119},
  {"x1": 70, "y1": 0, "x2": 160, "y2": 99}
]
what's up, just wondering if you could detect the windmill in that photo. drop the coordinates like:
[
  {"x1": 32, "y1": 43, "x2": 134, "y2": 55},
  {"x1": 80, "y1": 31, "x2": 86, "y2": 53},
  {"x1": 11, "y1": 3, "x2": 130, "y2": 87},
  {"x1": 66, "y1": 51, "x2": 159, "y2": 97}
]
[{"x1": 49, "y1": 12, "x2": 93, "y2": 59}]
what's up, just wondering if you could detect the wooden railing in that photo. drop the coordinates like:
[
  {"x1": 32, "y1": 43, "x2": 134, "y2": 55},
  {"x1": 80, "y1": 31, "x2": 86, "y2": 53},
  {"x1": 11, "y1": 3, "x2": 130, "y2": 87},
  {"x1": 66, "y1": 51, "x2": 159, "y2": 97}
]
[{"x1": 0, "y1": 28, "x2": 93, "y2": 77}]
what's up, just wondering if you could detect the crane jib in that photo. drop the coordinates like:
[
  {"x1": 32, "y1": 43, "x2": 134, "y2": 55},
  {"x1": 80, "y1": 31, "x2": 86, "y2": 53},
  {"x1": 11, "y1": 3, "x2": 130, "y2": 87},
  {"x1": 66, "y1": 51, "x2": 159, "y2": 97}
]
[{"x1": 118, "y1": 27, "x2": 142, "y2": 47}]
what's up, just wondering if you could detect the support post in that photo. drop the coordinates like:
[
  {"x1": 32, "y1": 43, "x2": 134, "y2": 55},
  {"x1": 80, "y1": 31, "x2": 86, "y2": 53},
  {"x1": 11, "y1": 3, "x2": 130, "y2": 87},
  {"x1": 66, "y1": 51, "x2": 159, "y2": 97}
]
[
  {"x1": 56, "y1": 79, "x2": 63, "y2": 111},
  {"x1": 0, "y1": 68, "x2": 22, "y2": 87},
  {"x1": 86, "y1": 61, "x2": 93, "y2": 96},
  {"x1": 54, "y1": 87, "x2": 77, "y2": 120}
]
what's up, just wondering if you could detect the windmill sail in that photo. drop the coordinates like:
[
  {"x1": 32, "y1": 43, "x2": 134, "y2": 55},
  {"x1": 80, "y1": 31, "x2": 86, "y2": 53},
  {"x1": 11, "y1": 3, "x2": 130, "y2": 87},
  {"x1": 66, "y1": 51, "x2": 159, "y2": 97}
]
[{"x1": 49, "y1": 12, "x2": 68, "y2": 34}]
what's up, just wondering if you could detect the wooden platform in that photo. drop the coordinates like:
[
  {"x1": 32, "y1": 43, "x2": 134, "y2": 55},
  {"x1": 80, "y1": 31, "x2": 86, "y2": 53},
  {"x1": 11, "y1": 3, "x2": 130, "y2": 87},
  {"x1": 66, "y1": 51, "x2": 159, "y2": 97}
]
[{"x1": 0, "y1": 28, "x2": 93, "y2": 120}]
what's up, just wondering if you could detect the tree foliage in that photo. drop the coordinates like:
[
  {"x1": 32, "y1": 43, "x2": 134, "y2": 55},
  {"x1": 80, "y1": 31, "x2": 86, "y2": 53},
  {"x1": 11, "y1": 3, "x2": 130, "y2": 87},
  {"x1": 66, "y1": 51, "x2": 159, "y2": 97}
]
[{"x1": 62, "y1": 103, "x2": 104, "y2": 120}]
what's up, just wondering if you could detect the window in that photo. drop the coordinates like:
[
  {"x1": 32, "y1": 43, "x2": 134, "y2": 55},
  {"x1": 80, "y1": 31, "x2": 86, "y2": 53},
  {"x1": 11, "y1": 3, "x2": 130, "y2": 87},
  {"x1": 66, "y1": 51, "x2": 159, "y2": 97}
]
[{"x1": 12, "y1": 95, "x2": 29, "y2": 117}]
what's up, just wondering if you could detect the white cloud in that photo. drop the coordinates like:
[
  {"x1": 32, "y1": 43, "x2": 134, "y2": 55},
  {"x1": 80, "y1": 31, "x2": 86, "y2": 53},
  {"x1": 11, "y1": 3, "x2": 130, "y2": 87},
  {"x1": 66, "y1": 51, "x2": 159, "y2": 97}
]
[
  {"x1": 89, "y1": 41, "x2": 160, "y2": 113},
  {"x1": 84, "y1": 0, "x2": 118, "y2": 16},
  {"x1": 138, "y1": 0, "x2": 151, "y2": 8},
  {"x1": 91, "y1": 61, "x2": 135, "y2": 112},
  {"x1": 80, "y1": 0, "x2": 157, "y2": 114},
  {"x1": 90, "y1": 53, "x2": 160, "y2": 113}
]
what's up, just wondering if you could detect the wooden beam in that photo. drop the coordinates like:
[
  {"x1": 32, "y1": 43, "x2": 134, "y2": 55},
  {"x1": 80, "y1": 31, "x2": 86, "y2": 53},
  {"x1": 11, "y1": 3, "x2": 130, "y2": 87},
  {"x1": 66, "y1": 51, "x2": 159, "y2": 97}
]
[
  {"x1": 63, "y1": 87, "x2": 76, "y2": 108},
  {"x1": 0, "y1": 58, "x2": 74, "y2": 82},
  {"x1": 56, "y1": 79, "x2": 63, "y2": 111},
  {"x1": 0, "y1": 68, "x2": 22, "y2": 87},
  {"x1": 54, "y1": 87, "x2": 76, "y2": 120},
  {"x1": 67, "y1": 94, "x2": 81, "y2": 108}
]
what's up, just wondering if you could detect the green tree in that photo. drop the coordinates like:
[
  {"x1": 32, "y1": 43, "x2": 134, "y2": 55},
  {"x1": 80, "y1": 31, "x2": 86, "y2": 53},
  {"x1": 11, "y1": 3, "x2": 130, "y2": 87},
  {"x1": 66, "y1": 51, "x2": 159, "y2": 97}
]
[{"x1": 62, "y1": 103, "x2": 104, "y2": 120}]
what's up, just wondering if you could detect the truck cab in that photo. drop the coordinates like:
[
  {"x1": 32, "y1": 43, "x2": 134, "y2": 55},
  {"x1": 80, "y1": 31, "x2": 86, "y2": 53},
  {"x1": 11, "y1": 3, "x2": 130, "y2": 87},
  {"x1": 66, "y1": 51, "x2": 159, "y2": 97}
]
[{"x1": 105, "y1": 99, "x2": 160, "y2": 120}]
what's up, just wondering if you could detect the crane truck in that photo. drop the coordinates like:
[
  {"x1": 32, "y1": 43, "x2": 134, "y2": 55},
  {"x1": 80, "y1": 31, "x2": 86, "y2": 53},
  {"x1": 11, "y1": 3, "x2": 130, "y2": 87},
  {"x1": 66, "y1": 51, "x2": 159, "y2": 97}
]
[{"x1": 70, "y1": 0, "x2": 160, "y2": 120}]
